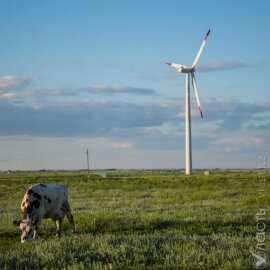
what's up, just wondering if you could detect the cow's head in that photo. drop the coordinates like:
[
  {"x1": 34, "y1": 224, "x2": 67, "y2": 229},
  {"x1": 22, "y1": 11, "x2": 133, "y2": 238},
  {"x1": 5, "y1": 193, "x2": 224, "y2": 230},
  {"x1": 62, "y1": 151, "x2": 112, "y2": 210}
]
[{"x1": 13, "y1": 219, "x2": 33, "y2": 243}]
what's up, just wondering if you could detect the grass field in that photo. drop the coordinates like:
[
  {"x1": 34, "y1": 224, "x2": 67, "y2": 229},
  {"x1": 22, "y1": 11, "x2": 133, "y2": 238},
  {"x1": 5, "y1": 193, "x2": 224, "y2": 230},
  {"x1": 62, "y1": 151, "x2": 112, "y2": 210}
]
[{"x1": 0, "y1": 170, "x2": 269, "y2": 269}]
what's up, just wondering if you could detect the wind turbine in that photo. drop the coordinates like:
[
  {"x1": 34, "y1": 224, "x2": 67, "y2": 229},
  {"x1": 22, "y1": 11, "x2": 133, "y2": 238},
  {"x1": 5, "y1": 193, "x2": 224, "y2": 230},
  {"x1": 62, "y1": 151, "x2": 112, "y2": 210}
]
[{"x1": 166, "y1": 29, "x2": 210, "y2": 175}]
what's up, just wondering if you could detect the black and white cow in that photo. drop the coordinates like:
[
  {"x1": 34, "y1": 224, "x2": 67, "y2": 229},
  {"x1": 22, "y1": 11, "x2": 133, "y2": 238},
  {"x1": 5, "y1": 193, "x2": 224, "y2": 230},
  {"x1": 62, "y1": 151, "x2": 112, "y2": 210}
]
[{"x1": 13, "y1": 183, "x2": 76, "y2": 243}]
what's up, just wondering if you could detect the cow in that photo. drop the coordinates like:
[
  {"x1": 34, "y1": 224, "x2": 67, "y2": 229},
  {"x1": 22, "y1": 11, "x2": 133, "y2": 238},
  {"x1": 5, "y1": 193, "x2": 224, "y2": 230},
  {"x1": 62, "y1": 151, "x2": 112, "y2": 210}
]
[{"x1": 13, "y1": 183, "x2": 76, "y2": 243}]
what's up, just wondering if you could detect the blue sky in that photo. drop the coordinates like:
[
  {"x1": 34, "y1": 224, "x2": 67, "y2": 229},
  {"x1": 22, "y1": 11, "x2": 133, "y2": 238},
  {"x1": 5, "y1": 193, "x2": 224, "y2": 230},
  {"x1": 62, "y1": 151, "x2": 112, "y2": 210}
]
[{"x1": 0, "y1": 0, "x2": 269, "y2": 170}]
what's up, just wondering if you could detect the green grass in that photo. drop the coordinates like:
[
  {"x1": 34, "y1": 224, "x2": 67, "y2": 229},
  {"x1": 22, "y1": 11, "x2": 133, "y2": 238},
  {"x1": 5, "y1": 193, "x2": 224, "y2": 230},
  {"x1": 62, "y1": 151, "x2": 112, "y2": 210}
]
[{"x1": 0, "y1": 170, "x2": 269, "y2": 269}]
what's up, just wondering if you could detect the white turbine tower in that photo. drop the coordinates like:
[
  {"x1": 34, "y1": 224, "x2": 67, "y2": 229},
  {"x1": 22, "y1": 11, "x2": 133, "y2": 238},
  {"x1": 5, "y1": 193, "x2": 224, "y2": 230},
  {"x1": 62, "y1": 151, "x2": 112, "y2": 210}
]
[{"x1": 166, "y1": 29, "x2": 210, "y2": 175}]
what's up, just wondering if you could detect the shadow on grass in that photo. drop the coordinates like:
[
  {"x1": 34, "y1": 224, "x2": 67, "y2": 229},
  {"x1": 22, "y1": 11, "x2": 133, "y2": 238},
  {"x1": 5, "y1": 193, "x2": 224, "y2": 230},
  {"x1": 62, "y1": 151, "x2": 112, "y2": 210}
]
[{"x1": 74, "y1": 216, "x2": 258, "y2": 237}]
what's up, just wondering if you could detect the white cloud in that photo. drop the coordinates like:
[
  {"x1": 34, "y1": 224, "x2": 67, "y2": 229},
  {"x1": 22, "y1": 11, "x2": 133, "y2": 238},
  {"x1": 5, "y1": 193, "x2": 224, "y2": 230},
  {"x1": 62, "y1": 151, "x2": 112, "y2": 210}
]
[
  {"x1": 111, "y1": 142, "x2": 134, "y2": 149},
  {"x1": 0, "y1": 92, "x2": 17, "y2": 99},
  {"x1": 0, "y1": 75, "x2": 34, "y2": 91}
]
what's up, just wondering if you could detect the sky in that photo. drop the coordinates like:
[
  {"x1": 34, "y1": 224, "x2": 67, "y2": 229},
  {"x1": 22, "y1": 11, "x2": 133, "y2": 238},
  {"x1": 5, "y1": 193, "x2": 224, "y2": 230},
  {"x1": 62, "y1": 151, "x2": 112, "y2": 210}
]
[{"x1": 0, "y1": 0, "x2": 269, "y2": 170}]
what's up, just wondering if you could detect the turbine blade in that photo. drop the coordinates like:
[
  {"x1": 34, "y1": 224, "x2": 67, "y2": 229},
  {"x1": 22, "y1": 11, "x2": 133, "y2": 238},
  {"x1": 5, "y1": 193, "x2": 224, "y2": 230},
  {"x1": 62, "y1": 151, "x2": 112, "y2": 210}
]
[
  {"x1": 191, "y1": 73, "x2": 203, "y2": 118},
  {"x1": 166, "y1": 62, "x2": 183, "y2": 69},
  {"x1": 191, "y1": 29, "x2": 210, "y2": 69}
]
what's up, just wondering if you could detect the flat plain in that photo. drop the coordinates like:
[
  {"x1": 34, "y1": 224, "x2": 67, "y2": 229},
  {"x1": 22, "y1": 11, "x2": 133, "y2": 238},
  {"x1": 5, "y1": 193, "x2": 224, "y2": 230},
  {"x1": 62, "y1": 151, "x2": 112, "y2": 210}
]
[{"x1": 0, "y1": 170, "x2": 269, "y2": 269}]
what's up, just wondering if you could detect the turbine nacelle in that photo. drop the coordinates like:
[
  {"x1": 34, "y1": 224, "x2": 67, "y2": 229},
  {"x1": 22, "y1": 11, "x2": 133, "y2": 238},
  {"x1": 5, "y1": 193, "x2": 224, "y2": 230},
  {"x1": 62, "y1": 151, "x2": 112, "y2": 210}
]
[{"x1": 179, "y1": 67, "x2": 195, "y2": 73}]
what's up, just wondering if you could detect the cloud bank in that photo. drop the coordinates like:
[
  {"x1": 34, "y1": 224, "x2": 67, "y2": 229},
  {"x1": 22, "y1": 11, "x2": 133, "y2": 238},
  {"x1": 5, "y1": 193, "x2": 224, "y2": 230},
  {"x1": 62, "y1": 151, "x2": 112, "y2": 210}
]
[{"x1": 0, "y1": 88, "x2": 269, "y2": 153}]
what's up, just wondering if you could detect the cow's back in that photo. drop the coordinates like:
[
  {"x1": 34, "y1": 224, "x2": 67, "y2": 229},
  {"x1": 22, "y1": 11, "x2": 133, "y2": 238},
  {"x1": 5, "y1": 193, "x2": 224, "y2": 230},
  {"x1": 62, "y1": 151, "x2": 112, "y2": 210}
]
[{"x1": 22, "y1": 183, "x2": 68, "y2": 220}]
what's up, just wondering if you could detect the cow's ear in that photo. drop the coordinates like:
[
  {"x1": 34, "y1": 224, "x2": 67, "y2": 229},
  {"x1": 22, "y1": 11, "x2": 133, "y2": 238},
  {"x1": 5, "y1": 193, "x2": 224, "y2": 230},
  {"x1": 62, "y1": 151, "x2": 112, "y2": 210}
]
[{"x1": 13, "y1": 220, "x2": 20, "y2": 227}]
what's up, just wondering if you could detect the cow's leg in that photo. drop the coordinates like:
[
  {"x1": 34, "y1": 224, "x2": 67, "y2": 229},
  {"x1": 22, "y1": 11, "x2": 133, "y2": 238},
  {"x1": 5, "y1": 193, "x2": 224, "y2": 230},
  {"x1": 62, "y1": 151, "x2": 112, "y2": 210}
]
[
  {"x1": 33, "y1": 217, "x2": 41, "y2": 239},
  {"x1": 55, "y1": 219, "x2": 62, "y2": 237},
  {"x1": 33, "y1": 225, "x2": 39, "y2": 238},
  {"x1": 33, "y1": 228, "x2": 39, "y2": 239},
  {"x1": 64, "y1": 201, "x2": 76, "y2": 233}
]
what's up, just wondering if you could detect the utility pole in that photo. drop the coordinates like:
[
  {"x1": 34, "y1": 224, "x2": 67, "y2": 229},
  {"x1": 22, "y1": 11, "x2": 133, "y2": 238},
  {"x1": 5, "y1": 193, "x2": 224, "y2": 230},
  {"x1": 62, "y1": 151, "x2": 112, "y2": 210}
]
[{"x1": 86, "y1": 149, "x2": 90, "y2": 178}]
